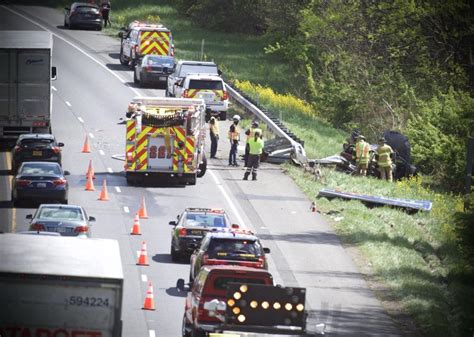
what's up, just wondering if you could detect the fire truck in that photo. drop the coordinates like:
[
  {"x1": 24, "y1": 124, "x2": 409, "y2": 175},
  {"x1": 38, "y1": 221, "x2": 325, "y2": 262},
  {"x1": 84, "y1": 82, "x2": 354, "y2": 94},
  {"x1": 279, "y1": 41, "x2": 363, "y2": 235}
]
[{"x1": 124, "y1": 97, "x2": 207, "y2": 185}]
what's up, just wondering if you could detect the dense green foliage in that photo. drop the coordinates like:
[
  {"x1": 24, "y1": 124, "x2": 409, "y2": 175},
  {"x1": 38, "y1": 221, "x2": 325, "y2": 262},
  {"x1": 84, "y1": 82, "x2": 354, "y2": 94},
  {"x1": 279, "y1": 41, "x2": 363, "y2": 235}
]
[{"x1": 173, "y1": 0, "x2": 473, "y2": 191}]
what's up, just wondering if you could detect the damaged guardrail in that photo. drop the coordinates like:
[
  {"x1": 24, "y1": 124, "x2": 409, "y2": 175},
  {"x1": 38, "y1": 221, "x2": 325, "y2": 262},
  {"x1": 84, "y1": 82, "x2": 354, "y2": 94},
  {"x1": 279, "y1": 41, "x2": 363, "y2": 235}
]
[{"x1": 225, "y1": 83, "x2": 306, "y2": 159}]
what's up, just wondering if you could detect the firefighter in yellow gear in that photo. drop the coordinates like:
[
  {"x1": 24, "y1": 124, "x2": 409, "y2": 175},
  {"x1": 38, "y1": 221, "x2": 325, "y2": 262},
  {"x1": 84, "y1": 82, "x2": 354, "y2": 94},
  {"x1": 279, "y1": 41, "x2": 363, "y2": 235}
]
[
  {"x1": 228, "y1": 115, "x2": 241, "y2": 166},
  {"x1": 243, "y1": 131, "x2": 264, "y2": 181},
  {"x1": 209, "y1": 116, "x2": 219, "y2": 158},
  {"x1": 376, "y1": 137, "x2": 394, "y2": 182},
  {"x1": 244, "y1": 120, "x2": 262, "y2": 166},
  {"x1": 353, "y1": 135, "x2": 370, "y2": 176}
]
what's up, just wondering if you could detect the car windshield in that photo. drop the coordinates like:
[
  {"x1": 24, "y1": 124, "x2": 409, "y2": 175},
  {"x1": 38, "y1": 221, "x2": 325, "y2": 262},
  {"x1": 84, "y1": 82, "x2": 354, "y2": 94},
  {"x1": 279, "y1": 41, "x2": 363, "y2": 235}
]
[
  {"x1": 147, "y1": 56, "x2": 174, "y2": 66},
  {"x1": 208, "y1": 238, "x2": 261, "y2": 255},
  {"x1": 20, "y1": 163, "x2": 61, "y2": 175},
  {"x1": 37, "y1": 207, "x2": 84, "y2": 221},
  {"x1": 184, "y1": 213, "x2": 227, "y2": 228},
  {"x1": 180, "y1": 64, "x2": 218, "y2": 77},
  {"x1": 76, "y1": 6, "x2": 99, "y2": 14},
  {"x1": 189, "y1": 80, "x2": 223, "y2": 90}
]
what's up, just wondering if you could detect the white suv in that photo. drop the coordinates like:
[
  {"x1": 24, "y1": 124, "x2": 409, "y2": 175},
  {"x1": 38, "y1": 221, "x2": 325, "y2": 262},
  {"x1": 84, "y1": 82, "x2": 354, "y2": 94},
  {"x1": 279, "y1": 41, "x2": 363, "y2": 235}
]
[{"x1": 174, "y1": 74, "x2": 229, "y2": 121}]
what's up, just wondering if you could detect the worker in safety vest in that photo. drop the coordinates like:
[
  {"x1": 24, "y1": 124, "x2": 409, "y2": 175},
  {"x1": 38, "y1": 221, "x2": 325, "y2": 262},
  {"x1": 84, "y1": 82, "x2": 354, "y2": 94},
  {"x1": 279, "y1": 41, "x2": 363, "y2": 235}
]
[
  {"x1": 244, "y1": 120, "x2": 262, "y2": 166},
  {"x1": 228, "y1": 115, "x2": 241, "y2": 166},
  {"x1": 353, "y1": 135, "x2": 370, "y2": 176},
  {"x1": 243, "y1": 130, "x2": 264, "y2": 181},
  {"x1": 376, "y1": 137, "x2": 394, "y2": 182},
  {"x1": 209, "y1": 116, "x2": 219, "y2": 158}
]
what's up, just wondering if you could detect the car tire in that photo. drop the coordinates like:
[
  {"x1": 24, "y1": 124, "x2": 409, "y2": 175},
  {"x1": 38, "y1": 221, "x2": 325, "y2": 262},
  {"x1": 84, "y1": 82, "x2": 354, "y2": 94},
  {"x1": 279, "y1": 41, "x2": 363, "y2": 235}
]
[
  {"x1": 187, "y1": 174, "x2": 197, "y2": 186},
  {"x1": 134, "y1": 70, "x2": 139, "y2": 84},
  {"x1": 182, "y1": 314, "x2": 191, "y2": 337},
  {"x1": 171, "y1": 244, "x2": 180, "y2": 262},
  {"x1": 119, "y1": 47, "x2": 128, "y2": 66},
  {"x1": 197, "y1": 155, "x2": 207, "y2": 178},
  {"x1": 64, "y1": 19, "x2": 68, "y2": 28}
]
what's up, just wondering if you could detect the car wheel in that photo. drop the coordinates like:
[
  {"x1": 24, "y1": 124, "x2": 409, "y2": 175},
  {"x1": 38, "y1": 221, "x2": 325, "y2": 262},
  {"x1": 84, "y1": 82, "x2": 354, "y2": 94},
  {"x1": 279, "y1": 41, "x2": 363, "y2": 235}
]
[
  {"x1": 197, "y1": 155, "x2": 207, "y2": 178},
  {"x1": 119, "y1": 47, "x2": 128, "y2": 66},
  {"x1": 134, "y1": 69, "x2": 139, "y2": 84},
  {"x1": 64, "y1": 18, "x2": 68, "y2": 28},
  {"x1": 182, "y1": 314, "x2": 191, "y2": 337},
  {"x1": 171, "y1": 244, "x2": 180, "y2": 262}
]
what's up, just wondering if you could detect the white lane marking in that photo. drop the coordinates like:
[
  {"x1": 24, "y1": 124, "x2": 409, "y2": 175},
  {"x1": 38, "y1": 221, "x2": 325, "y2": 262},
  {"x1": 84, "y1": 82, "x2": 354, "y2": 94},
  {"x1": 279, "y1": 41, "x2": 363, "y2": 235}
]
[
  {"x1": 141, "y1": 274, "x2": 148, "y2": 282},
  {"x1": 136, "y1": 250, "x2": 140, "y2": 258},
  {"x1": 99, "y1": 150, "x2": 105, "y2": 156},
  {"x1": 115, "y1": 186, "x2": 121, "y2": 193},
  {"x1": 123, "y1": 206, "x2": 130, "y2": 213},
  {"x1": 208, "y1": 170, "x2": 246, "y2": 228},
  {"x1": 149, "y1": 330, "x2": 155, "y2": 337},
  {"x1": 77, "y1": 117, "x2": 84, "y2": 123},
  {"x1": 1, "y1": 6, "x2": 142, "y2": 97},
  {"x1": 89, "y1": 133, "x2": 95, "y2": 139},
  {"x1": 65, "y1": 101, "x2": 71, "y2": 107},
  {"x1": 107, "y1": 167, "x2": 113, "y2": 173},
  {"x1": 52, "y1": 86, "x2": 57, "y2": 91}
]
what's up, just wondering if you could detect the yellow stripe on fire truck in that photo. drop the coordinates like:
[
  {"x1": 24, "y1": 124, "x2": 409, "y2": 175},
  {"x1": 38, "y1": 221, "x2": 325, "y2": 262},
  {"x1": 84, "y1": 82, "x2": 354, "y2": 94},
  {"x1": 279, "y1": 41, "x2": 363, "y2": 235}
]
[
  {"x1": 126, "y1": 120, "x2": 137, "y2": 170},
  {"x1": 140, "y1": 31, "x2": 170, "y2": 56}
]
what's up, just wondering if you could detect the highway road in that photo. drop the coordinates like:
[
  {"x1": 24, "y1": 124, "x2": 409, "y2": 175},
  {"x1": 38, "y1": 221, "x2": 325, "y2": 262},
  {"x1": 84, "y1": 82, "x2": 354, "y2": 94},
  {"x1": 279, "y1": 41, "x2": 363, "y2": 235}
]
[{"x1": 0, "y1": 5, "x2": 401, "y2": 337}]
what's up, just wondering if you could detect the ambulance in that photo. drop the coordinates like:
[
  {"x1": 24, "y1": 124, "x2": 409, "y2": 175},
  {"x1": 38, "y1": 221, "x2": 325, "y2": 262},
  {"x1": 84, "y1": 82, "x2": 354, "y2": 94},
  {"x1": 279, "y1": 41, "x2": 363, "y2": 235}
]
[
  {"x1": 119, "y1": 21, "x2": 174, "y2": 68},
  {"x1": 124, "y1": 97, "x2": 207, "y2": 185}
]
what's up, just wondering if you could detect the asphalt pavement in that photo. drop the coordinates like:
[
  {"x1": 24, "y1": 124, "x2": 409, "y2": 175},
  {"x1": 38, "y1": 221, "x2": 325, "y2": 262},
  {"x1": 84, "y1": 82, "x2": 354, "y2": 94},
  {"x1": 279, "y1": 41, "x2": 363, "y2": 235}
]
[{"x1": 0, "y1": 5, "x2": 401, "y2": 337}]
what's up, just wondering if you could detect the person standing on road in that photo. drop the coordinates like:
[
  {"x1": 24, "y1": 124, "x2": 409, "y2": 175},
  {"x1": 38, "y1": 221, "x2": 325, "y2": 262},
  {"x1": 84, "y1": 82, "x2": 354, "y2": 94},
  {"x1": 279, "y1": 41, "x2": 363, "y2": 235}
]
[
  {"x1": 244, "y1": 120, "x2": 262, "y2": 166},
  {"x1": 209, "y1": 116, "x2": 219, "y2": 159},
  {"x1": 100, "y1": 1, "x2": 111, "y2": 28},
  {"x1": 228, "y1": 115, "x2": 241, "y2": 166},
  {"x1": 376, "y1": 137, "x2": 394, "y2": 182},
  {"x1": 353, "y1": 135, "x2": 370, "y2": 176},
  {"x1": 243, "y1": 130, "x2": 264, "y2": 181}
]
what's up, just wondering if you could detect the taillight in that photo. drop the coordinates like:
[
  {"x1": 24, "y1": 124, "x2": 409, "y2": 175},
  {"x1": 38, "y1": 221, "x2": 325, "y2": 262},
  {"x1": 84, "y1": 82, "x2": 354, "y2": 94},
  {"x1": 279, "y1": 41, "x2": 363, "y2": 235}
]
[
  {"x1": 16, "y1": 179, "x2": 31, "y2": 187},
  {"x1": 257, "y1": 256, "x2": 265, "y2": 268},
  {"x1": 14, "y1": 146, "x2": 22, "y2": 153},
  {"x1": 53, "y1": 179, "x2": 67, "y2": 186},
  {"x1": 31, "y1": 223, "x2": 45, "y2": 231},
  {"x1": 183, "y1": 90, "x2": 189, "y2": 98},
  {"x1": 202, "y1": 254, "x2": 209, "y2": 264},
  {"x1": 74, "y1": 226, "x2": 89, "y2": 233},
  {"x1": 52, "y1": 146, "x2": 61, "y2": 154},
  {"x1": 145, "y1": 65, "x2": 152, "y2": 72},
  {"x1": 178, "y1": 228, "x2": 187, "y2": 237},
  {"x1": 222, "y1": 91, "x2": 229, "y2": 101}
]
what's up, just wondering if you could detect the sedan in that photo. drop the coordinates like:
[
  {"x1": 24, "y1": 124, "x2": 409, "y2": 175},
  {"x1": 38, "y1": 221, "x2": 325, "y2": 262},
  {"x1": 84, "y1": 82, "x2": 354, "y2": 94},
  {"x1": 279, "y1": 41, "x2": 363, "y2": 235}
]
[
  {"x1": 64, "y1": 2, "x2": 103, "y2": 30},
  {"x1": 169, "y1": 208, "x2": 232, "y2": 262},
  {"x1": 134, "y1": 55, "x2": 175, "y2": 88},
  {"x1": 27, "y1": 204, "x2": 95, "y2": 237},
  {"x1": 12, "y1": 162, "x2": 69, "y2": 206},
  {"x1": 11, "y1": 133, "x2": 64, "y2": 173}
]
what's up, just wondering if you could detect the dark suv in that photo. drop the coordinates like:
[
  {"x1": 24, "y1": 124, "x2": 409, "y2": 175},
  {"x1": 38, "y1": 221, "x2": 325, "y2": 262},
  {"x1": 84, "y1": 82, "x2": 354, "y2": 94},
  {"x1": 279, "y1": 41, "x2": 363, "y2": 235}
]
[
  {"x1": 189, "y1": 231, "x2": 270, "y2": 283},
  {"x1": 178, "y1": 265, "x2": 274, "y2": 337},
  {"x1": 11, "y1": 134, "x2": 64, "y2": 173}
]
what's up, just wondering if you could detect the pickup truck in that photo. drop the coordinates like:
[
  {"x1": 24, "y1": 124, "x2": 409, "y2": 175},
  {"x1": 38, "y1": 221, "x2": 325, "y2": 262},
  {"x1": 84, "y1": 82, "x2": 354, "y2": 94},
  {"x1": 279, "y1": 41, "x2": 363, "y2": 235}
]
[
  {"x1": 0, "y1": 234, "x2": 123, "y2": 337},
  {"x1": 166, "y1": 60, "x2": 220, "y2": 98}
]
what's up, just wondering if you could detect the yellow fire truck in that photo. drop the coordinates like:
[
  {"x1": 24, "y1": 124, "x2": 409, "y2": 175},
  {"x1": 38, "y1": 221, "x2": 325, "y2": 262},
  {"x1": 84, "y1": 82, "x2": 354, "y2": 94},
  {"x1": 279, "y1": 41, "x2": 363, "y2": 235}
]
[{"x1": 124, "y1": 97, "x2": 207, "y2": 185}]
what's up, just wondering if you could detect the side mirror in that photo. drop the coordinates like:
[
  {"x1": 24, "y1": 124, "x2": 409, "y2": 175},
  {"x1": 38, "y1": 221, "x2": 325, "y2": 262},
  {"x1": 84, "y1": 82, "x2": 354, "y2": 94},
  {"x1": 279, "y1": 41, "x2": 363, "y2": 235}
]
[
  {"x1": 88, "y1": 216, "x2": 96, "y2": 222},
  {"x1": 118, "y1": 31, "x2": 123, "y2": 38},
  {"x1": 263, "y1": 247, "x2": 271, "y2": 254},
  {"x1": 169, "y1": 221, "x2": 177, "y2": 226},
  {"x1": 176, "y1": 278, "x2": 185, "y2": 291},
  {"x1": 26, "y1": 214, "x2": 32, "y2": 219},
  {"x1": 57, "y1": 142, "x2": 64, "y2": 147},
  {"x1": 51, "y1": 66, "x2": 57, "y2": 81},
  {"x1": 63, "y1": 170, "x2": 70, "y2": 176},
  {"x1": 218, "y1": 69, "x2": 222, "y2": 76}
]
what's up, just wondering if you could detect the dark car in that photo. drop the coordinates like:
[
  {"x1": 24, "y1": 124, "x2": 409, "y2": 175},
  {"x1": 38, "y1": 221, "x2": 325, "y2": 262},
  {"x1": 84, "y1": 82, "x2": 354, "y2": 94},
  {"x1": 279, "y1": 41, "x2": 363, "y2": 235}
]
[
  {"x1": 189, "y1": 231, "x2": 270, "y2": 283},
  {"x1": 11, "y1": 162, "x2": 69, "y2": 206},
  {"x1": 27, "y1": 204, "x2": 95, "y2": 237},
  {"x1": 11, "y1": 133, "x2": 64, "y2": 173},
  {"x1": 134, "y1": 55, "x2": 175, "y2": 88},
  {"x1": 177, "y1": 265, "x2": 274, "y2": 337},
  {"x1": 169, "y1": 208, "x2": 232, "y2": 262},
  {"x1": 64, "y1": 2, "x2": 103, "y2": 30}
]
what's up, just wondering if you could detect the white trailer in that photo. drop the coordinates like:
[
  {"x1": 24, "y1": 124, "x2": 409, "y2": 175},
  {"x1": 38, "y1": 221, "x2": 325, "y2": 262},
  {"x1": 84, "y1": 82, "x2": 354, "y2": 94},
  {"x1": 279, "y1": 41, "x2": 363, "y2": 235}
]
[
  {"x1": 0, "y1": 31, "x2": 56, "y2": 140},
  {"x1": 0, "y1": 234, "x2": 123, "y2": 337}
]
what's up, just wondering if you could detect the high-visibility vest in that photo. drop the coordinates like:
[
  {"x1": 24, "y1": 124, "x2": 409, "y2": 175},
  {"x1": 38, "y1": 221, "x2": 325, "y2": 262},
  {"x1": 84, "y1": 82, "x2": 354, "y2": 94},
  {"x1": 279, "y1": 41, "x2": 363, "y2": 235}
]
[
  {"x1": 377, "y1": 144, "x2": 393, "y2": 167},
  {"x1": 355, "y1": 140, "x2": 370, "y2": 165},
  {"x1": 248, "y1": 137, "x2": 264, "y2": 155},
  {"x1": 228, "y1": 124, "x2": 240, "y2": 141},
  {"x1": 209, "y1": 121, "x2": 219, "y2": 136},
  {"x1": 246, "y1": 127, "x2": 262, "y2": 143}
]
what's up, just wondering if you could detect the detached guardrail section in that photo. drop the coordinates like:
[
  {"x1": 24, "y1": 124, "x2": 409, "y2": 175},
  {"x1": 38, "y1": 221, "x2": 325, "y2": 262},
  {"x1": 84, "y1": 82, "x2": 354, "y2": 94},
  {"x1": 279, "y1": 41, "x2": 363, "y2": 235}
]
[{"x1": 225, "y1": 83, "x2": 306, "y2": 158}]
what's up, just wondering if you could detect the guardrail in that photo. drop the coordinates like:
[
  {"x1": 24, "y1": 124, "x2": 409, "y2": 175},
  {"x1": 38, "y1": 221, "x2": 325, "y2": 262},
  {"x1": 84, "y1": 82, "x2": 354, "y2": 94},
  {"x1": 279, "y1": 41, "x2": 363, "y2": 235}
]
[{"x1": 225, "y1": 83, "x2": 306, "y2": 158}]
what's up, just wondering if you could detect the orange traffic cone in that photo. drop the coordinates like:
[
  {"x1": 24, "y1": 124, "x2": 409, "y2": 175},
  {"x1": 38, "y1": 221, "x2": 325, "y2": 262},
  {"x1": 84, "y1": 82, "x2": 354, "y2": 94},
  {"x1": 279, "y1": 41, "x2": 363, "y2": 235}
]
[
  {"x1": 310, "y1": 201, "x2": 316, "y2": 212},
  {"x1": 143, "y1": 281, "x2": 155, "y2": 310},
  {"x1": 136, "y1": 241, "x2": 149, "y2": 266},
  {"x1": 81, "y1": 134, "x2": 91, "y2": 153},
  {"x1": 86, "y1": 160, "x2": 95, "y2": 179},
  {"x1": 138, "y1": 196, "x2": 148, "y2": 219},
  {"x1": 98, "y1": 179, "x2": 109, "y2": 201},
  {"x1": 130, "y1": 213, "x2": 141, "y2": 235},
  {"x1": 85, "y1": 173, "x2": 95, "y2": 191}
]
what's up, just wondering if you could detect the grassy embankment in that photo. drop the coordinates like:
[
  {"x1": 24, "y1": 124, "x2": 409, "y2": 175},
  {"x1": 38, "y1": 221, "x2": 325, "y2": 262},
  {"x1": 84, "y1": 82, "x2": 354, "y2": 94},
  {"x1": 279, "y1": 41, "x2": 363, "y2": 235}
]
[{"x1": 105, "y1": 3, "x2": 468, "y2": 336}]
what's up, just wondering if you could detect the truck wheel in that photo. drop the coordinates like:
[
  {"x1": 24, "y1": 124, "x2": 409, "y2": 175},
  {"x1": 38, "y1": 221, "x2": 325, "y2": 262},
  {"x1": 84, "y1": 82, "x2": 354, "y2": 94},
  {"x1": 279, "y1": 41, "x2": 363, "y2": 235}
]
[
  {"x1": 181, "y1": 315, "x2": 191, "y2": 337},
  {"x1": 187, "y1": 174, "x2": 197, "y2": 186},
  {"x1": 126, "y1": 172, "x2": 135, "y2": 185},
  {"x1": 119, "y1": 47, "x2": 128, "y2": 66},
  {"x1": 197, "y1": 155, "x2": 207, "y2": 178}
]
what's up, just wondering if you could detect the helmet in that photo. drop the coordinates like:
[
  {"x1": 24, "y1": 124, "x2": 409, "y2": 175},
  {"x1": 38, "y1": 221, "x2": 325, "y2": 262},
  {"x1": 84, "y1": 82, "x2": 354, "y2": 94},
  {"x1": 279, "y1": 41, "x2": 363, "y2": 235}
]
[
  {"x1": 232, "y1": 115, "x2": 241, "y2": 121},
  {"x1": 252, "y1": 120, "x2": 259, "y2": 128},
  {"x1": 127, "y1": 103, "x2": 137, "y2": 113},
  {"x1": 379, "y1": 137, "x2": 386, "y2": 143}
]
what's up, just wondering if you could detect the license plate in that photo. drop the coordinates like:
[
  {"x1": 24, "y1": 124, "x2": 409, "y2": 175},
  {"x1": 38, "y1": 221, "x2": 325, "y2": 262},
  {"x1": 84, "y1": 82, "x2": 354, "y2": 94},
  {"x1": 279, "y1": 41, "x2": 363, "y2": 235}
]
[
  {"x1": 32, "y1": 151, "x2": 42, "y2": 156},
  {"x1": 57, "y1": 227, "x2": 66, "y2": 233},
  {"x1": 190, "y1": 230, "x2": 203, "y2": 235},
  {"x1": 36, "y1": 183, "x2": 46, "y2": 188},
  {"x1": 159, "y1": 76, "x2": 166, "y2": 81}
]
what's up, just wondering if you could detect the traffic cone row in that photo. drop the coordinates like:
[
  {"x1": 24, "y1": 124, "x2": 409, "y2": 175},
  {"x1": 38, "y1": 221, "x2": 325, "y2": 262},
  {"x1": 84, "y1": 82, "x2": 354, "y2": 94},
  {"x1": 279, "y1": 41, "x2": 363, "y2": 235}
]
[
  {"x1": 143, "y1": 281, "x2": 155, "y2": 310},
  {"x1": 137, "y1": 241, "x2": 149, "y2": 266},
  {"x1": 81, "y1": 134, "x2": 91, "y2": 153},
  {"x1": 138, "y1": 196, "x2": 148, "y2": 219},
  {"x1": 86, "y1": 160, "x2": 95, "y2": 179},
  {"x1": 98, "y1": 179, "x2": 109, "y2": 201},
  {"x1": 130, "y1": 213, "x2": 141, "y2": 235}
]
